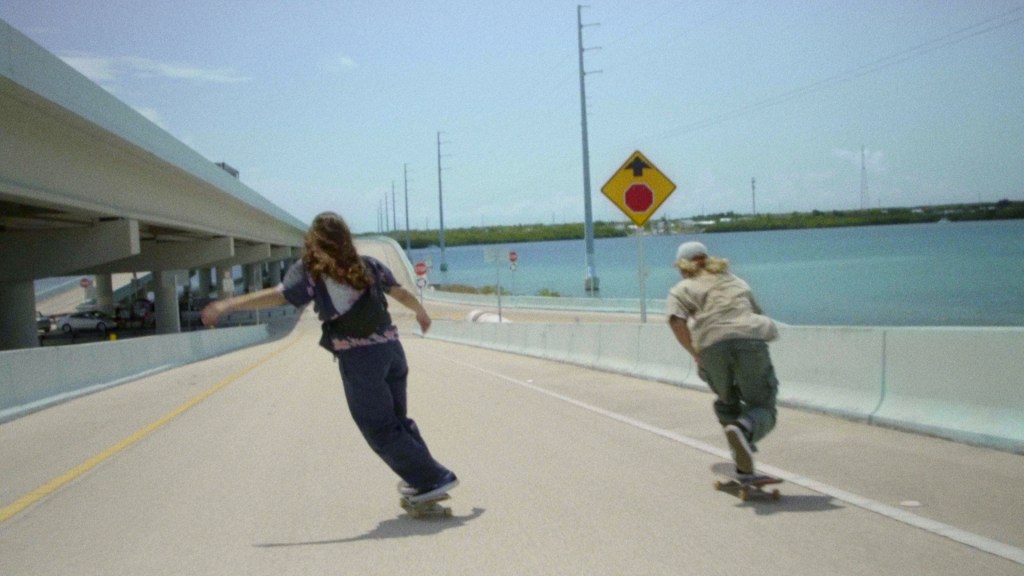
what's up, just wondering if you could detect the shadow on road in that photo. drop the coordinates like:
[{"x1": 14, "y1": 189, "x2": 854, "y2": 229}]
[
  {"x1": 254, "y1": 507, "x2": 487, "y2": 548},
  {"x1": 726, "y1": 494, "x2": 843, "y2": 516}
]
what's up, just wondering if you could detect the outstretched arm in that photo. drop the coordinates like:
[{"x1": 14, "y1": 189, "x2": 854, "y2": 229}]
[
  {"x1": 201, "y1": 287, "x2": 288, "y2": 327},
  {"x1": 386, "y1": 285, "x2": 431, "y2": 334}
]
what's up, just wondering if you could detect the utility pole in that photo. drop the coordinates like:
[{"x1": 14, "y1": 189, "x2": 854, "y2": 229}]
[
  {"x1": 860, "y1": 145, "x2": 868, "y2": 210},
  {"x1": 751, "y1": 177, "x2": 757, "y2": 215},
  {"x1": 403, "y1": 163, "x2": 411, "y2": 252},
  {"x1": 437, "y1": 131, "x2": 448, "y2": 272},
  {"x1": 578, "y1": 4, "x2": 600, "y2": 294},
  {"x1": 391, "y1": 181, "x2": 397, "y2": 231}
]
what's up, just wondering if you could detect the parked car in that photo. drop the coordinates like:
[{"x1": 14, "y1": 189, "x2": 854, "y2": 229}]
[
  {"x1": 55, "y1": 310, "x2": 116, "y2": 334},
  {"x1": 36, "y1": 311, "x2": 52, "y2": 333}
]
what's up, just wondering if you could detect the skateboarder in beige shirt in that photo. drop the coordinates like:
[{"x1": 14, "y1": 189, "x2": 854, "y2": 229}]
[{"x1": 666, "y1": 241, "x2": 780, "y2": 475}]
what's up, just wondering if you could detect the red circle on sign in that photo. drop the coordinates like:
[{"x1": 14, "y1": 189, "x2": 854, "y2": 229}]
[
  {"x1": 624, "y1": 183, "x2": 654, "y2": 213},
  {"x1": 509, "y1": 251, "x2": 518, "y2": 263},
  {"x1": 80, "y1": 277, "x2": 92, "y2": 288},
  {"x1": 414, "y1": 262, "x2": 428, "y2": 276}
]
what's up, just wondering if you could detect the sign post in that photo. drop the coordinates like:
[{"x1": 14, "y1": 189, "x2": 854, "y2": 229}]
[
  {"x1": 414, "y1": 261, "x2": 429, "y2": 302},
  {"x1": 601, "y1": 150, "x2": 677, "y2": 322},
  {"x1": 483, "y1": 246, "x2": 509, "y2": 322},
  {"x1": 508, "y1": 251, "x2": 518, "y2": 302}
]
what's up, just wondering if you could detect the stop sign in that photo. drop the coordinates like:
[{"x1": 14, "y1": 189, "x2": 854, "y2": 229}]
[
  {"x1": 509, "y1": 251, "x2": 518, "y2": 263},
  {"x1": 80, "y1": 277, "x2": 92, "y2": 288},
  {"x1": 624, "y1": 183, "x2": 654, "y2": 213},
  {"x1": 414, "y1": 262, "x2": 428, "y2": 276}
]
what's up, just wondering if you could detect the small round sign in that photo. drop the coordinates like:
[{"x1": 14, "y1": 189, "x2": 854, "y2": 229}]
[
  {"x1": 414, "y1": 262, "x2": 428, "y2": 276},
  {"x1": 80, "y1": 277, "x2": 93, "y2": 288}
]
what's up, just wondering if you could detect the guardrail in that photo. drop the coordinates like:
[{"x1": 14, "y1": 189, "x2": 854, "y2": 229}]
[
  {"x1": 0, "y1": 315, "x2": 291, "y2": 423},
  {"x1": 423, "y1": 289, "x2": 669, "y2": 315},
  {"x1": 425, "y1": 320, "x2": 1024, "y2": 454}
]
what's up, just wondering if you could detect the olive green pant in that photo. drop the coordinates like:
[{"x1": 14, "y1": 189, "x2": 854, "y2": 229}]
[{"x1": 697, "y1": 338, "x2": 778, "y2": 446}]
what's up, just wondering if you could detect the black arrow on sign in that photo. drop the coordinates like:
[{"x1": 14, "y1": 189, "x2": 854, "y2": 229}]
[{"x1": 626, "y1": 156, "x2": 650, "y2": 177}]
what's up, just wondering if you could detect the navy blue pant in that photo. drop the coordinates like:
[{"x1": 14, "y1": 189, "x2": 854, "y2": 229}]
[{"x1": 335, "y1": 339, "x2": 449, "y2": 489}]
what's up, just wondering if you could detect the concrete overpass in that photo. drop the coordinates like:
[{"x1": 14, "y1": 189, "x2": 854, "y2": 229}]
[{"x1": 0, "y1": 19, "x2": 307, "y2": 350}]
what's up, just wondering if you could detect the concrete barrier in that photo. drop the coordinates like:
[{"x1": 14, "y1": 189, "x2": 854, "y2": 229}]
[
  {"x1": 0, "y1": 324, "x2": 273, "y2": 422},
  {"x1": 634, "y1": 324, "x2": 703, "y2": 389},
  {"x1": 426, "y1": 320, "x2": 1024, "y2": 453},
  {"x1": 597, "y1": 323, "x2": 643, "y2": 378},
  {"x1": 872, "y1": 328, "x2": 1024, "y2": 452},
  {"x1": 771, "y1": 326, "x2": 886, "y2": 421}
]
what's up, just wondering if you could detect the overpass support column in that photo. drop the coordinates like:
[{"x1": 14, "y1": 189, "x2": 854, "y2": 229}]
[
  {"x1": 244, "y1": 265, "x2": 252, "y2": 292},
  {"x1": 0, "y1": 281, "x2": 39, "y2": 350},
  {"x1": 197, "y1": 268, "x2": 213, "y2": 298},
  {"x1": 154, "y1": 271, "x2": 184, "y2": 335},
  {"x1": 267, "y1": 261, "x2": 282, "y2": 286},
  {"x1": 251, "y1": 263, "x2": 263, "y2": 293},
  {"x1": 94, "y1": 274, "x2": 114, "y2": 316}
]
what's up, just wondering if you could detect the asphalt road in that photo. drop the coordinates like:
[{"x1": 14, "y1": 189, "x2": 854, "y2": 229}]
[{"x1": 2, "y1": 308, "x2": 1023, "y2": 575}]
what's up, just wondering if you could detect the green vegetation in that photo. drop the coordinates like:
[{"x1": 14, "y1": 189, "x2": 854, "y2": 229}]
[
  {"x1": 435, "y1": 283, "x2": 512, "y2": 296},
  {"x1": 368, "y1": 200, "x2": 1023, "y2": 247},
  {"x1": 702, "y1": 199, "x2": 1024, "y2": 233},
  {"x1": 375, "y1": 221, "x2": 628, "y2": 249}
]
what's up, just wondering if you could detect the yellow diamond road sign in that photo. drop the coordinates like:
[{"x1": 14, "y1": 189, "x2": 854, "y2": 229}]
[{"x1": 600, "y1": 150, "x2": 676, "y2": 226}]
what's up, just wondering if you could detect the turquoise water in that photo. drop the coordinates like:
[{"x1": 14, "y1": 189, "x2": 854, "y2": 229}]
[{"x1": 410, "y1": 220, "x2": 1024, "y2": 327}]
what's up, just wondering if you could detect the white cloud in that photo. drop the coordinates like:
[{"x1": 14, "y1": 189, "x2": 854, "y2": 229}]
[
  {"x1": 123, "y1": 57, "x2": 250, "y2": 83},
  {"x1": 59, "y1": 53, "x2": 250, "y2": 84},
  {"x1": 60, "y1": 55, "x2": 119, "y2": 82},
  {"x1": 132, "y1": 106, "x2": 167, "y2": 129},
  {"x1": 321, "y1": 54, "x2": 358, "y2": 73}
]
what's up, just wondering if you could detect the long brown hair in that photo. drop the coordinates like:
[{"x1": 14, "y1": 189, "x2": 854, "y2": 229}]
[{"x1": 302, "y1": 212, "x2": 373, "y2": 289}]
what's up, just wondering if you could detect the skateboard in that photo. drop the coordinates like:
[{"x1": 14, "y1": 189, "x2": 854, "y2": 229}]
[
  {"x1": 711, "y1": 462, "x2": 782, "y2": 501},
  {"x1": 400, "y1": 493, "x2": 453, "y2": 519}
]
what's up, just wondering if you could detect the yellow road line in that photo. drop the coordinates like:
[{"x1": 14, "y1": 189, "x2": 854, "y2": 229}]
[{"x1": 0, "y1": 332, "x2": 304, "y2": 525}]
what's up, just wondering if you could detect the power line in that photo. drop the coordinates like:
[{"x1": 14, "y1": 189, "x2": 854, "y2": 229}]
[{"x1": 648, "y1": 6, "x2": 1024, "y2": 141}]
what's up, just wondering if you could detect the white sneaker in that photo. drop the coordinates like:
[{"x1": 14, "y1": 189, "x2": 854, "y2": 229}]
[
  {"x1": 725, "y1": 425, "x2": 755, "y2": 475},
  {"x1": 397, "y1": 480, "x2": 417, "y2": 496},
  {"x1": 405, "y1": 472, "x2": 459, "y2": 505}
]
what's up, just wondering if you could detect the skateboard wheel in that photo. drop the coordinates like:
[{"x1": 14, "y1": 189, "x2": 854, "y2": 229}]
[{"x1": 443, "y1": 508, "x2": 453, "y2": 517}]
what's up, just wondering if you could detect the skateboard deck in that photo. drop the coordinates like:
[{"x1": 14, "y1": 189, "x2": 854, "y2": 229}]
[
  {"x1": 711, "y1": 462, "x2": 782, "y2": 501},
  {"x1": 400, "y1": 493, "x2": 453, "y2": 518}
]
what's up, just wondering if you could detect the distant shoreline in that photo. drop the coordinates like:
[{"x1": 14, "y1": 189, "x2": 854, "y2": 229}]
[{"x1": 375, "y1": 199, "x2": 1024, "y2": 249}]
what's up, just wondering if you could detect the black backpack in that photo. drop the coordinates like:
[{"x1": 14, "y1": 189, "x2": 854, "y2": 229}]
[{"x1": 318, "y1": 257, "x2": 392, "y2": 347}]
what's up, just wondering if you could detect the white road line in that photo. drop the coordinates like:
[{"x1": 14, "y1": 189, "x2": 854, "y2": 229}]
[{"x1": 451, "y1": 357, "x2": 1024, "y2": 567}]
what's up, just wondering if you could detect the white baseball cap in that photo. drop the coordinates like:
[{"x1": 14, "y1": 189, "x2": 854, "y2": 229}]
[{"x1": 675, "y1": 241, "x2": 707, "y2": 262}]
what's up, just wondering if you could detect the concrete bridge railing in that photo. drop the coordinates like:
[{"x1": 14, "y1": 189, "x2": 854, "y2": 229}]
[{"x1": 425, "y1": 320, "x2": 1024, "y2": 454}]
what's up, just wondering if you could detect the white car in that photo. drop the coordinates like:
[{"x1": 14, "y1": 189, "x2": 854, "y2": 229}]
[
  {"x1": 37, "y1": 311, "x2": 52, "y2": 333},
  {"x1": 55, "y1": 310, "x2": 116, "y2": 334}
]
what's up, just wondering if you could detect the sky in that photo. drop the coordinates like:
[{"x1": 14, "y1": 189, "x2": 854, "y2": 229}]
[{"x1": 2, "y1": 1, "x2": 1022, "y2": 233}]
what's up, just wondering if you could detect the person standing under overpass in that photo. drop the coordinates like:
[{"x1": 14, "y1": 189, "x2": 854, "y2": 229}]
[
  {"x1": 201, "y1": 211, "x2": 458, "y2": 505},
  {"x1": 666, "y1": 241, "x2": 780, "y2": 476}
]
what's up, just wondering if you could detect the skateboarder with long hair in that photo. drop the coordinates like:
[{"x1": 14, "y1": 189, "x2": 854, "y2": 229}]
[
  {"x1": 201, "y1": 211, "x2": 458, "y2": 505},
  {"x1": 666, "y1": 241, "x2": 780, "y2": 475}
]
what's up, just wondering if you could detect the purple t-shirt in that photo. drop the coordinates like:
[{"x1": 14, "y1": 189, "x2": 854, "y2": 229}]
[{"x1": 279, "y1": 256, "x2": 400, "y2": 350}]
